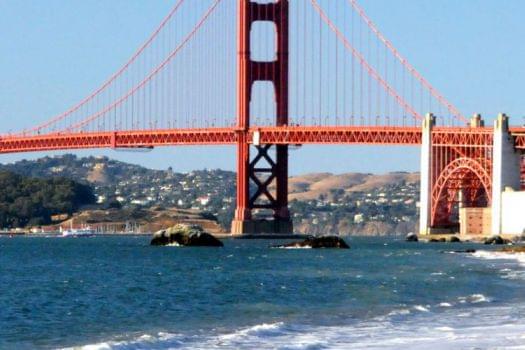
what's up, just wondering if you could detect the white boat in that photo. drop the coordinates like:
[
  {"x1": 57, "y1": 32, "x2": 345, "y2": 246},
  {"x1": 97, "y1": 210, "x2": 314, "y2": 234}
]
[{"x1": 60, "y1": 226, "x2": 97, "y2": 237}]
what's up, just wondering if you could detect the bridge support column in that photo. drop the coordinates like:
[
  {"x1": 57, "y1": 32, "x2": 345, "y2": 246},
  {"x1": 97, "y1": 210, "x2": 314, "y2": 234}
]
[
  {"x1": 491, "y1": 114, "x2": 521, "y2": 235},
  {"x1": 419, "y1": 113, "x2": 435, "y2": 235},
  {"x1": 231, "y1": 0, "x2": 292, "y2": 235}
]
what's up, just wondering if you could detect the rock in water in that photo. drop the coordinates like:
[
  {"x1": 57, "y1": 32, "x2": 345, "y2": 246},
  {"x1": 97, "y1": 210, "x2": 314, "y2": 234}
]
[
  {"x1": 151, "y1": 224, "x2": 223, "y2": 247},
  {"x1": 448, "y1": 236, "x2": 461, "y2": 243},
  {"x1": 455, "y1": 249, "x2": 476, "y2": 253},
  {"x1": 484, "y1": 235, "x2": 510, "y2": 245},
  {"x1": 274, "y1": 236, "x2": 350, "y2": 249},
  {"x1": 405, "y1": 233, "x2": 418, "y2": 242}
]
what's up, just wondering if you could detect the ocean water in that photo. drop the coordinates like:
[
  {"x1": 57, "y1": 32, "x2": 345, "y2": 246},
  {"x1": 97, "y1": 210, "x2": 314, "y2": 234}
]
[{"x1": 2, "y1": 236, "x2": 525, "y2": 350}]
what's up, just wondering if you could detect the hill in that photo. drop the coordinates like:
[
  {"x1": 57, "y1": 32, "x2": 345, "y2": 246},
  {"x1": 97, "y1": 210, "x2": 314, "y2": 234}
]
[
  {"x1": 287, "y1": 172, "x2": 419, "y2": 201},
  {"x1": 0, "y1": 155, "x2": 420, "y2": 235}
]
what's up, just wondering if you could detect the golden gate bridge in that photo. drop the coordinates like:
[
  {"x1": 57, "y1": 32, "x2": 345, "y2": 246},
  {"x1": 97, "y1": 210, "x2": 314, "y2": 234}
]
[{"x1": 1, "y1": 0, "x2": 524, "y2": 235}]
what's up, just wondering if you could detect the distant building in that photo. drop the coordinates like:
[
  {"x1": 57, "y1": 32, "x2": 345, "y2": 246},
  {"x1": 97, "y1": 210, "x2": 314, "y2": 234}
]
[
  {"x1": 51, "y1": 213, "x2": 69, "y2": 222},
  {"x1": 197, "y1": 196, "x2": 210, "y2": 206}
]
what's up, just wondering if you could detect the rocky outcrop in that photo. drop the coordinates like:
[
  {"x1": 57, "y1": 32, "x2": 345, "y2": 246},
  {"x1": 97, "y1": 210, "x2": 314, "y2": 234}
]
[
  {"x1": 273, "y1": 236, "x2": 350, "y2": 249},
  {"x1": 454, "y1": 249, "x2": 476, "y2": 253},
  {"x1": 151, "y1": 224, "x2": 223, "y2": 247},
  {"x1": 405, "y1": 233, "x2": 418, "y2": 242},
  {"x1": 484, "y1": 235, "x2": 511, "y2": 245},
  {"x1": 441, "y1": 249, "x2": 476, "y2": 254}
]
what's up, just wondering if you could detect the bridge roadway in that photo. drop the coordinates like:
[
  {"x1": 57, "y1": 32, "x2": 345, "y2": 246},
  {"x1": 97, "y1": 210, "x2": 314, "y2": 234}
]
[{"x1": 0, "y1": 126, "x2": 524, "y2": 154}]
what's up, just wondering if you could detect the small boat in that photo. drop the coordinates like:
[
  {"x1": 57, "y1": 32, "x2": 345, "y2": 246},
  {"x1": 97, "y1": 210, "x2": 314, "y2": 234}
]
[{"x1": 60, "y1": 226, "x2": 96, "y2": 237}]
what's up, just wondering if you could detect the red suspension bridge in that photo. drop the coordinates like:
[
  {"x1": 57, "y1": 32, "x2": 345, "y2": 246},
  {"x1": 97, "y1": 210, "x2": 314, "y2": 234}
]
[{"x1": 1, "y1": 0, "x2": 524, "y2": 235}]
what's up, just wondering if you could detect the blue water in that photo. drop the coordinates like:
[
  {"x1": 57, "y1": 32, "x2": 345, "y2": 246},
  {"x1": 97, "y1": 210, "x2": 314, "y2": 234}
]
[{"x1": 2, "y1": 236, "x2": 525, "y2": 349}]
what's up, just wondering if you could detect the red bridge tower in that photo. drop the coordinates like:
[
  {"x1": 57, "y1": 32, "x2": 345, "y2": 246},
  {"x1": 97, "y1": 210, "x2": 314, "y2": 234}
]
[{"x1": 231, "y1": 0, "x2": 292, "y2": 235}]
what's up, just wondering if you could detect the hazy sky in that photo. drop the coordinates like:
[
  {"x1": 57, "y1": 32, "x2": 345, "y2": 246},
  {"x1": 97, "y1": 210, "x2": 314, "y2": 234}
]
[{"x1": 1, "y1": 0, "x2": 524, "y2": 174}]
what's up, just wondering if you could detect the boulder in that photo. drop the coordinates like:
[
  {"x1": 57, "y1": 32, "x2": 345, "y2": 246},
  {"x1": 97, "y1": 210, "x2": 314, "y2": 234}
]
[
  {"x1": 484, "y1": 235, "x2": 510, "y2": 245},
  {"x1": 448, "y1": 236, "x2": 461, "y2": 243},
  {"x1": 151, "y1": 224, "x2": 223, "y2": 247},
  {"x1": 273, "y1": 236, "x2": 350, "y2": 249},
  {"x1": 453, "y1": 249, "x2": 476, "y2": 253},
  {"x1": 405, "y1": 233, "x2": 418, "y2": 242}
]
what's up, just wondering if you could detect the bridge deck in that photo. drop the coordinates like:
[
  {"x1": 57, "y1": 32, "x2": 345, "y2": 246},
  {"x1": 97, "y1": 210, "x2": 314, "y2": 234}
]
[{"x1": 0, "y1": 126, "x2": 523, "y2": 154}]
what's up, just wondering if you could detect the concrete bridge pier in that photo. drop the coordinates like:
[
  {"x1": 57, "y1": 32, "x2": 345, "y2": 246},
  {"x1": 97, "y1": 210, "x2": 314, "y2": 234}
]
[
  {"x1": 419, "y1": 113, "x2": 435, "y2": 235},
  {"x1": 491, "y1": 114, "x2": 522, "y2": 235}
]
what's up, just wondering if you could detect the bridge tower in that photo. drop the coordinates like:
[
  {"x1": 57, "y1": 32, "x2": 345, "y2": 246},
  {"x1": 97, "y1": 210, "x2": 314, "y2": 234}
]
[{"x1": 231, "y1": 0, "x2": 292, "y2": 235}]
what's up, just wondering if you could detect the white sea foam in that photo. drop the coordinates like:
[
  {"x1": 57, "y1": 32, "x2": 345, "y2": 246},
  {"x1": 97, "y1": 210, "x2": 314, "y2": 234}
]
[
  {"x1": 472, "y1": 250, "x2": 525, "y2": 266},
  {"x1": 413, "y1": 305, "x2": 430, "y2": 312},
  {"x1": 218, "y1": 322, "x2": 284, "y2": 341},
  {"x1": 471, "y1": 250, "x2": 525, "y2": 280},
  {"x1": 387, "y1": 308, "x2": 411, "y2": 316},
  {"x1": 430, "y1": 272, "x2": 445, "y2": 276},
  {"x1": 70, "y1": 304, "x2": 525, "y2": 350},
  {"x1": 457, "y1": 294, "x2": 490, "y2": 304},
  {"x1": 277, "y1": 246, "x2": 312, "y2": 249},
  {"x1": 438, "y1": 302, "x2": 452, "y2": 308}
]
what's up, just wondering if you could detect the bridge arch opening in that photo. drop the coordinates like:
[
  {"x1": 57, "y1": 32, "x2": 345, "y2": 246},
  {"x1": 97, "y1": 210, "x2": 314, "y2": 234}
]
[{"x1": 431, "y1": 157, "x2": 492, "y2": 229}]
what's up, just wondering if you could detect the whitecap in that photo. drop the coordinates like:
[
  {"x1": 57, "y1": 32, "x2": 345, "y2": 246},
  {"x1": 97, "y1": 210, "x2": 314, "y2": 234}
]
[
  {"x1": 472, "y1": 250, "x2": 525, "y2": 266},
  {"x1": 438, "y1": 302, "x2": 453, "y2": 307},
  {"x1": 469, "y1": 294, "x2": 490, "y2": 304},
  {"x1": 278, "y1": 246, "x2": 312, "y2": 249},
  {"x1": 458, "y1": 294, "x2": 490, "y2": 304},
  {"x1": 387, "y1": 308, "x2": 411, "y2": 316},
  {"x1": 413, "y1": 305, "x2": 430, "y2": 312},
  {"x1": 60, "y1": 332, "x2": 182, "y2": 350},
  {"x1": 219, "y1": 322, "x2": 284, "y2": 341}
]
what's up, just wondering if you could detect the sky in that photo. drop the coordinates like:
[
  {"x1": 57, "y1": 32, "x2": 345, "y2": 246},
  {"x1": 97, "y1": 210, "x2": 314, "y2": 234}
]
[{"x1": 0, "y1": 0, "x2": 524, "y2": 175}]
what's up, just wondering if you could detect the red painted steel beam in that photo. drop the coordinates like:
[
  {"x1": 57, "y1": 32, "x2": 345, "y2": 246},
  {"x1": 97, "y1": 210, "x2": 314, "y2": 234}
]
[
  {"x1": 510, "y1": 127, "x2": 525, "y2": 150},
  {"x1": 432, "y1": 127, "x2": 493, "y2": 148},
  {"x1": 0, "y1": 126, "x2": 519, "y2": 154},
  {"x1": 252, "y1": 126, "x2": 423, "y2": 145},
  {"x1": 0, "y1": 128, "x2": 237, "y2": 154}
]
